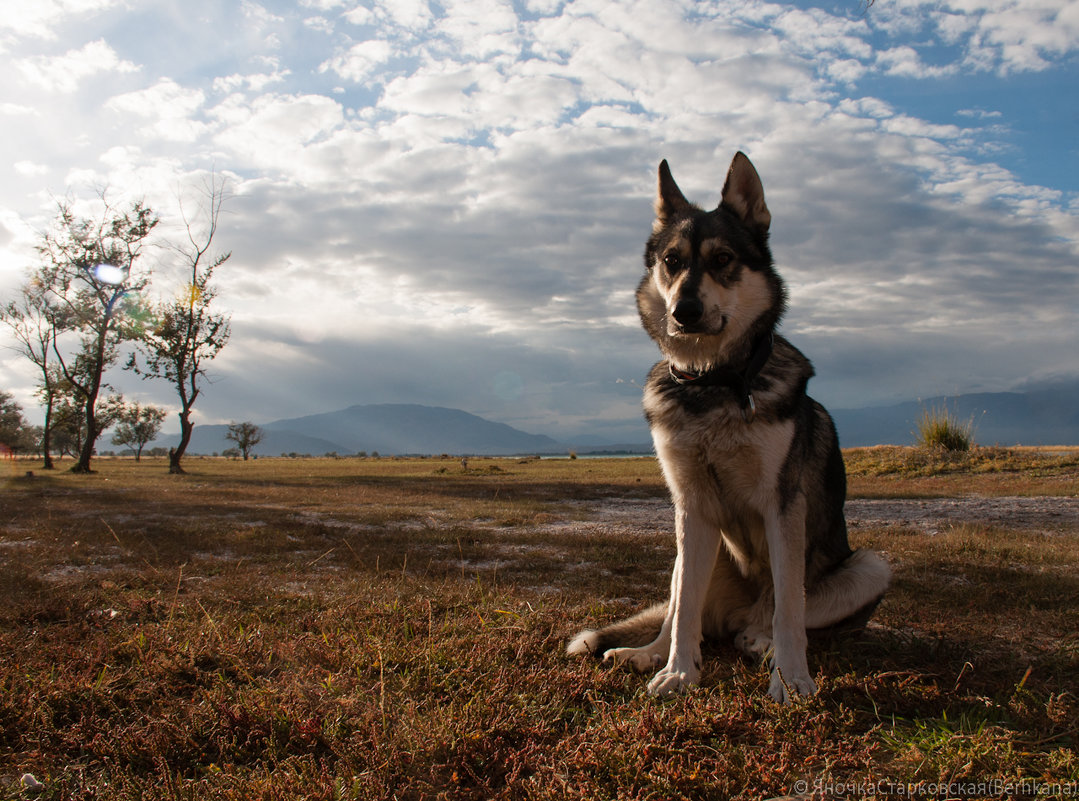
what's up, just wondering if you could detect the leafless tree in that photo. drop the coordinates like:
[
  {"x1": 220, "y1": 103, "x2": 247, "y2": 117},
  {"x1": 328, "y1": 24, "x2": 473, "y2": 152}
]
[{"x1": 128, "y1": 174, "x2": 232, "y2": 474}]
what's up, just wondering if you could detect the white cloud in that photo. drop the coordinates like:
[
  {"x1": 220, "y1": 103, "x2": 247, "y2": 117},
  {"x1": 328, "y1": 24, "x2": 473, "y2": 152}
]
[
  {"x1": 1, "y1": 0, "x2": 1078, "y2": 435},
  {"x1": 320, "y1": 39, "x2": 395, "y2": 82},
  {"x1": 303, "y1": 16, "x2": 336, "y2": 34},
  {"x1": 16, "y1": 38, "x2": 138, "y2": 93},
  {"x1": 0, "y1": 0, "x2": 122, "y2": 41},
  {"x1": 344, "y1": 7, "x2": 375, "y2": 26},
  {"x1": 772, "y1": 6, "x2": 872, "y2": 61},
  {"x1": 875, "y1": 0, "x2": 1079, "y2": 75},
  {"x1": 0, "y1": 103, "x2": 38, "y2": 116},
  {"x1": 13, "y1": 161, "x2": 49, "y2": 176},
  {"x1": 435, "y1": 0, "x2": 522, "y2": 59},
  {"x1": 212, "y1": 68, "x2": 290, "y2": 94},
  {"x1": 241, "y1": 0, "x2": 283, "y2": 27},
  {"x1": 374, "y1": 0, "x2": 435, "y2": 31},
  {"x1": 210, "y1": 93, "x2": 350, "y2": 179},
  {"x1": 875, "y1": 45, "x2": 957, "y2": 78},
  {"x1": 105, "y1": 78, "x2": 207, "y2": 141}
]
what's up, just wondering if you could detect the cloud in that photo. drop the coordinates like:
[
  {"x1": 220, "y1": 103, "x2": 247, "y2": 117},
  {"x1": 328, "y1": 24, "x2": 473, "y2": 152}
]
[
  {"x1": 13, "y1": 161, "x2": 49, "y2": 176},
  {"x1": 875, "y1": 45, "x2": 957, "y2": 78},
  {"x1": 956, "y1": 108, "x2": 1003, "y2": 119},
  {"x1": 212, "y1": 69, "x2": 290, "y2": 94},
  {"x1": 210, "y1": 92, "x2": 349, "y2": 178},
  {"x1": 320, "y1": 39, "x2": 395, "y2": 82},
  {"x1": 0, "y1": 0, "x2": 122, "y2": 41},
  {"x1": 1, "y1": 0, "x2": 1077, "y2": 438},
  {"x1": 873, "y1": 0, "x2": 1079, "y2": 76},
  {"x1": 106, "y1": 78, "x2": 207, "y2": 142},
  {"x1": 16, "y1": 38, "x2": 138, "y2": 93}
]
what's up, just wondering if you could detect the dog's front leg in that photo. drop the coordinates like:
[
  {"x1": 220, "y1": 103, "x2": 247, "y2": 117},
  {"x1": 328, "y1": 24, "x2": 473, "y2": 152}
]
[
  {"x1": 647, "y1": 506, "x2": 720, "y2": 696},
  {"x1": 764, "y1": 496, "x2": 817, "y2": 702}
]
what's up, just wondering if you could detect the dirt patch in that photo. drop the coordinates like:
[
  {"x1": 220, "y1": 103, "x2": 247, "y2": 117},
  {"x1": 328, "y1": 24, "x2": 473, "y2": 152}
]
[
  {"x1": 537, "y1": 496, "x2": 1079, "y2": 538},
  {"x1": 846, "y1": 496, "x2": 1079, "y2": 535}
]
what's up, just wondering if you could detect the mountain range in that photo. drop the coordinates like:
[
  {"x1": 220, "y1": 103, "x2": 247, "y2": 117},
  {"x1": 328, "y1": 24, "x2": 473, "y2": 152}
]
[
  {"x1": 150, "y1": 381, "x2": 1079, "y2": 457},
  {"x1": 152, "y1": 404, "x2": 562, "y2": 457},
  {"x1": 831, "y1": 380, "x2": 1079, "y2": 448}
]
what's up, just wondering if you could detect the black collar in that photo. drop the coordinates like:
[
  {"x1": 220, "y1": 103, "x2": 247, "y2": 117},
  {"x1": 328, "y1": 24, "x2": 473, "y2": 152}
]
[{"x1": 668, "y1": 333, "x2": 774, "y2": 421}]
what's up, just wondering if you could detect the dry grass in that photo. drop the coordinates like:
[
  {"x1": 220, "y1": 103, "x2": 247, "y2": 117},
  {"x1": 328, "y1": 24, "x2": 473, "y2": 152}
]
[
  {"x1": 1, "y1": 453, "x2": 1077, "y2": 799},
  {"x1": 845, "y1": 445, "x2": 1079, "y2": 498}
]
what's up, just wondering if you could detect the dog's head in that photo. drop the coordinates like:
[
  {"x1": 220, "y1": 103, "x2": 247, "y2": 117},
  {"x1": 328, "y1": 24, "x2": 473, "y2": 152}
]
[{"x1": 637, "y1": 152, "x2": 787, "y2": 369}]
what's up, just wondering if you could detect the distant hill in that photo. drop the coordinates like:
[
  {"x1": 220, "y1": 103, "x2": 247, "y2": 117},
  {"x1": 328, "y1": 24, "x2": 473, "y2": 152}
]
[
  {"x1": 832, "y1": 380, "x2": 1079, "y2": 447},
  {"x1": 148, "y1": 381, "x2": 1079, "y2": 457},
  {"x1": 152, "y1": 403, "x2": 563, "y2": 456},
  {"x1": 264, "y1": 404, "x2": 561, "y2": 455},
  {"x1": 151, "y1": 425, "x2": 343, "y2": 457}
]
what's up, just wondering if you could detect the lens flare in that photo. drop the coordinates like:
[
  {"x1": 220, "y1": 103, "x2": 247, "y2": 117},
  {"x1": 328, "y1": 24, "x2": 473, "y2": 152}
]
[{"x1": 91, "y1": 263, "x2": 126, "y2": 285}]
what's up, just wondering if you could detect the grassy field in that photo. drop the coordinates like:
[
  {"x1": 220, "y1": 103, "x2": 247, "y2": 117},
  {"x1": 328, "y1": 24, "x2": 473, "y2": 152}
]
[{"x1": 1, "y1": 449, "x2": 1077, "y2": 799}]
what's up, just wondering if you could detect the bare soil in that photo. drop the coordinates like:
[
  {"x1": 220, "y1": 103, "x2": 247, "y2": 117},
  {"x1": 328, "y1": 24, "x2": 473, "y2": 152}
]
[
  {"x1": 846, "y1": 495, "x2": 1079, "y2": 535},
  {"x1": 535, "y1": 495, "x2": 1079, "y2": 539}
]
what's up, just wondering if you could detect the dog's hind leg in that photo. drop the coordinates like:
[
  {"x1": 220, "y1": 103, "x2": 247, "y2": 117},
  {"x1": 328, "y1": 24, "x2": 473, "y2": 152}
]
[
  {"x1": 572, "y1": 543, "x2": 755, "y2": 674},
  {"x1": 804, "y1": 548, "x2": 891, "y2": 630},
  {"x1": 583, "y1": 550, "x2": 683, "y2": 672},
  {"x1": 732, "y1": 548, "x2": 892, "y2": 664},
  {"x1": 566, "y1": 601, "x2": 670, "y2": 671}
]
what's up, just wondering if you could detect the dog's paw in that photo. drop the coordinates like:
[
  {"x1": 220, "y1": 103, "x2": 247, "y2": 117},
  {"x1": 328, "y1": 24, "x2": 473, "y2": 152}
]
[
  {"x1": 647, "y1": 664, "x2": 700, "y2": 696},
  {"x1": 767, "y1": 668, "x2": 817, "y2": 704},
  {"x1": 566, "y1": 629, "x2": 599, "y2": 656},
  {"x1": 734, "y1": 625, "x2": 773, "y2": 659}
]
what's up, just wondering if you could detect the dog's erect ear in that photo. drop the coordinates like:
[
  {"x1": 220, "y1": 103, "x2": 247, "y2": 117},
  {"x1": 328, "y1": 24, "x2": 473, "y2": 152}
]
[
  {"x1": 720, "y1": 152, "x2": 771, "y2": 234},
  {"x1": 654, "y1": 159, "x2": 690, "y2": 230}
]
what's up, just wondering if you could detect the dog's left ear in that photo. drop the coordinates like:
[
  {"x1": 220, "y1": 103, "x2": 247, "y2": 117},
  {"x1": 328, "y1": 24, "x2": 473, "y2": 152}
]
[{"x1": 720, "y1": 152, "x2": 771, "y2": 235}]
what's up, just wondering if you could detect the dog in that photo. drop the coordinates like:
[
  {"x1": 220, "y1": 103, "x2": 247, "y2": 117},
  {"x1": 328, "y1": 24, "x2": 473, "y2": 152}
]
[{"x1": 567, "y1": 152, "x2": 891, "y2": 703}]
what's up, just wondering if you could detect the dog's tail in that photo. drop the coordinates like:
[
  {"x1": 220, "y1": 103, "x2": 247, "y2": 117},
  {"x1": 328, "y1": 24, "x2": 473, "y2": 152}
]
[
  {"x1": 805, "y1": 549, "x2": 891, "y2": 631},
  {"x1": 566, "y1": 602, "x2": 667, "y2": 657}
]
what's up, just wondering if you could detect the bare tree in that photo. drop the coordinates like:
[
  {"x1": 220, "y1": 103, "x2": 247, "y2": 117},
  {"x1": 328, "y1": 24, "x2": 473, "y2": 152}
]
[
  {"x1": 128, "y1": 175, "x2": 231, "y2": 474},
  {"x1": 35, "y1": 198, "x2": 157, "y2": 473},
  {"x1": 1, "y1": 283, "x2": 61, "y2": 468},
  {"x1": 111, "y1": 401, "x2": 167, "y2": 461},
  {"x1": 225, "y1": 421, "x2": 263, "y2": 461}
]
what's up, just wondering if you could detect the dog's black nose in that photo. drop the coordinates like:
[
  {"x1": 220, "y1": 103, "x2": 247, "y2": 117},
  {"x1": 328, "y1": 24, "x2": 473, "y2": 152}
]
[{"x1": 672, "y1": 298, "x2": 703, "y2": 327}]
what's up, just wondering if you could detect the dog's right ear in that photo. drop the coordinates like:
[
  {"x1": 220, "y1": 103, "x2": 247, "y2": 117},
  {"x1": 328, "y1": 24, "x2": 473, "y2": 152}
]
[{"x1": 654, "y1": 159, "x2": 690, "y2": 231}]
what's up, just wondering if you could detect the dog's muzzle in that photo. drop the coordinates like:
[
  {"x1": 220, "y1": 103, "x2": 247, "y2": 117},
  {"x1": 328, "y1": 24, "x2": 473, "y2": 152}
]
[
  {"x1": 672, "y1": 298, "x2": 703, "y2": 328},
  {"x1": 668, "y1": 297, "x2": 726, "y2": 335}
]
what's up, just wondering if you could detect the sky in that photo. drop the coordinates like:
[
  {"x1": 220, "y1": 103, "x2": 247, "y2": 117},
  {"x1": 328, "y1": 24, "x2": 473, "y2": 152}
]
[{"x1": 1, "y1": 0, "x2": 1077, "y2": 445}]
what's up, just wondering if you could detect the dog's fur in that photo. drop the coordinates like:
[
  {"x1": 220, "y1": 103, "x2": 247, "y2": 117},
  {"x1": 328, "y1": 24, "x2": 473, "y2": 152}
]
[{"x1": 567, "y1": 152, "x2": 891, "y2": 702}]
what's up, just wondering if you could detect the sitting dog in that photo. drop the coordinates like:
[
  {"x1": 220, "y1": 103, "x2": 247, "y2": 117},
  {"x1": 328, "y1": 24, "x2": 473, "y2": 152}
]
[{"x1": 568, "y1": 153, "x2": 891, "y2": 702}]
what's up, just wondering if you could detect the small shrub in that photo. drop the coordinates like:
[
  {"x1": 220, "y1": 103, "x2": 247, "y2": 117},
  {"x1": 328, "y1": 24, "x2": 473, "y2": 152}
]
[{"x1": 915, "y1": 401, "x2": 975, "y2": 451}]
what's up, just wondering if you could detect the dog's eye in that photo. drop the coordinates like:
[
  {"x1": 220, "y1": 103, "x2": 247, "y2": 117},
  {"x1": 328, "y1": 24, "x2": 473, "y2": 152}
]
[
  {"x1": 663, "y1": 253, "x2": 682, "y2": 271},
  {"x1": 714, "y1": 252, "x2": 733, "y2": 268}
]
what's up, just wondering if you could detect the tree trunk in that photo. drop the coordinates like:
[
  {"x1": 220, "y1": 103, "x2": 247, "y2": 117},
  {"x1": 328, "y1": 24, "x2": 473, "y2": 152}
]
[
  {"x1": 71, "y1": 325, "x2": 108, "y2": 474},
  {"x1": 72, "y1": 419, "x2": 96, "y2": 473},
  {"x1": 169, "y1": 409, "x2": 193, "y2": 474},
  {"x1": 72, "y1": 393, "x2": 98, "y2": 474},
  {"x1": 41, "y1": 397, "x2": 55, "y2": 470}
]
